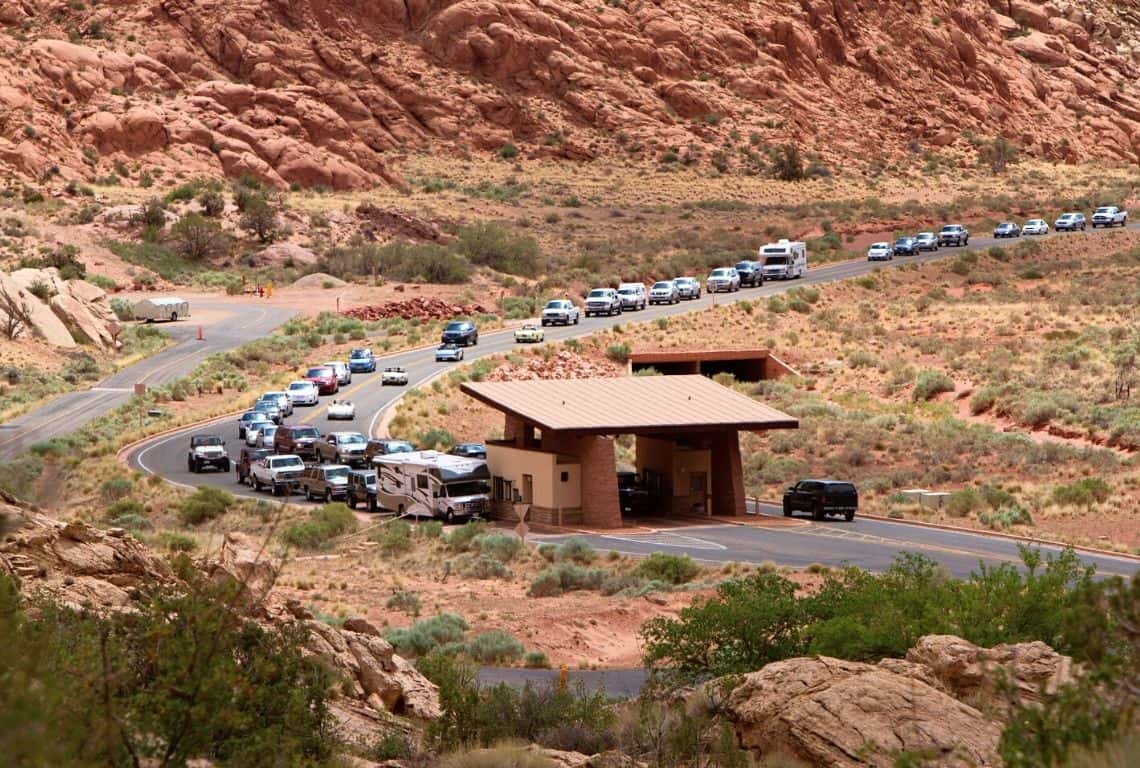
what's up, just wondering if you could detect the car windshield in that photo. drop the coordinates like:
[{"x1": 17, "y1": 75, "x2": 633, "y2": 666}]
[
  {"x1": 940, "y1": 226, "x2": 959, "y2": 231},
  {"x1": 1095, "y1": 207, "x2": 1112, "y2": 214},
  {"x1": 587, "y1": 290, "x2": 608, "y2": 298},
  {"x1": 386, "y1": 442, "x2": 413, "y2": 453},
  {"x1": 872, "y1": 243, "x2": 888, "y2": 249},
  {"x1": 734, "y1": 262, "x2": 751, "y2": 270},
  {"x1": 275, "y1": 457, "x2": 303, "y2": 468},
  {"x1": 546, "y1": 301, "x2": 568, "y2": 309},
  {"x1": 356, "y1": 473, "x2": 376, "y2": 484},
  {"x1": 1060, "y1": 214, "x2": 1076, "y2": 219},
  {"x1": 339, "y1": 434, "x2": 365, "y2": 444},
  {"x1": 652, "y1": 282, "x2": 673, "y2": 290},
  {"x1": 763, "y1": 255, "x2": 789, "y2": 265},
  {"x1": 325, "y1": 467, "x2": 350, "y2": 480},
  {"x1": 292, "y1": 427, "x2": 319, "y2": 438},
  {"x1": 439, "y1": 343, "x2": 455, "y2": 349},
  {"x1": 676, "y1": 277, "x2": 694, "y2": 284},
  {"x1": 443, "y1": 480, "x2": 489, "y2": 498},
  {"x1": 894, "y1": 239, "x2": 909, "y2": 245},
  {"x1": 828, "y1": 483, "x2": 857, "y2": 493},
  {"x1": 288, "y1": 382, "x2": 310, "y2": 391},
  {"x1": 306, "y1": 367, "x2": 331, "y2": 378},
  {"x1": 710, "y1": 269, "x2": 730, "y2": 277},
  {"x1": 194, "y1": 436, "x2": 223, "y2": 446},
  {"x1": 445, "y1": 322, "x2": 467, "y2": 331},
  {"x1": 350, "y1": 349, "x2": 369, "y2": 358},
  {"x1": 918, "y1": 233, "x2": 933, "y2": 238}
]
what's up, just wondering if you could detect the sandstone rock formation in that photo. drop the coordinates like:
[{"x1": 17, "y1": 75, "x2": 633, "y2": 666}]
[
  {"x1": 718, "y1": 634, "x2": 1078, "y2": 767},
  {"x1": 1, "y1": 0, "x2": 1140, "y2": 188},
  {"x1": 0, "y1": 267, "x2": 120, "y2": 350}
]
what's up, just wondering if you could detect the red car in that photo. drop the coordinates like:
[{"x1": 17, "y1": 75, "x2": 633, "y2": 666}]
[{"x1": 305, "y1": 366, "x2": 339, "y2": 395}]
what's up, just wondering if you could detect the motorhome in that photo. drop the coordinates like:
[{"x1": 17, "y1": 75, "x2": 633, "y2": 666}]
[
  {"x1": 758, "y1": 240, "x2": 807, "y2": 280},
  {"x1": 133, "y1": 297, "x2": 190, "y2": 322},
  {"x1": 373, "y1": 450, "x2": 490, "y2": 522}
]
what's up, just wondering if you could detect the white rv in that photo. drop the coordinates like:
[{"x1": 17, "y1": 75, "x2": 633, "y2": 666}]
[
  {"x1": 758, "y1": 240, "x2": 807, "y2": 280},
  {"x1": 373, "y1": 450, "x2": 490, "y2": 523},
  {"x1": 133, "y1": 297, "x2": 190, "y2": 322}
]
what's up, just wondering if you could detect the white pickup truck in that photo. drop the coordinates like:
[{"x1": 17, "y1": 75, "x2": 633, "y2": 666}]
[
  {"x1": 250, "y1": 454, "x2": 305, "y2": 496},
  {"x1": 381, "y1": 366, "x2": 408, "y2": 386},
  {"x1": 1091, "y1": 206, "x2": 1128, "y2": 228}
]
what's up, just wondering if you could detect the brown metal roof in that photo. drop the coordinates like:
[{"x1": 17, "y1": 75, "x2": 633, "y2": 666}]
[
  {"x1": 628, "y1": 348, "x2": 770, "y2": 363},
  {"x1": 461, "y1": 375, "x2": 798, "y2": 435}
]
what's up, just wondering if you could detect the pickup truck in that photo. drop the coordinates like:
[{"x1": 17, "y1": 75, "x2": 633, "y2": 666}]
[
  {"x1": 937, "y1": 224, "x2": 969, "y2": 247},
  {"x1": 783, "y1": 479, "x2": 858, "y2": 521},
  {"x1": 381, "y1": 366, "x2": 408, "y2": 386},
  {"x1": 250, "y1": 454, "x2": 305, "y2": 496},
  {"x1": 1091, "y1": 206, "x2": 1128, "y2": 228},
  {"x1": 584, "y1": 288, "x2": 622, "y2": 317}
]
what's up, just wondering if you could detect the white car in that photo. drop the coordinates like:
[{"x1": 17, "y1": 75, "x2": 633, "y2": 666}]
[
  {"x1": 323, "y1": 361, "x2": 351, "y2": 386},
  {"x1": 866, "y1": 242, "x2": 893, "y2": 261},
  {"x1": 1022, "y1": 219, "x2": 1049, "y2": 236},
  {"x1": 649, "y1": 280, "x2": 679, "y2": 304},
  {"x1": 260, "y1": 390, "x2": 293, "y2": 417},
  {"x1": 327, "y1": 399, "x2": 356, "y2": 420},
  {"x1": 706, "y1": 267, "x2": 740, "y2": 293},
  {"x1": 247, "y1": 424, "x2": 277, "y2": 448},
  {"x1": 286, "y1": 379, "x2": 319, "y2": 406},
  {"x1": 541, "y1": 299, "x2": 579, "y2": 326},
  {"x1": 1091, "y1": 205, "x2": 1127, "y2": 228},
  {"x1": 381, "y1": 366, "x2": 408, "y2": 386},
  {"x1": 1054, "y1": 213, "x2": 1086, "y2": 232}
]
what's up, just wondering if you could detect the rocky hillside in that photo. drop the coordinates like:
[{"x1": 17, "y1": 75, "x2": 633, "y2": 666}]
[{"x1": 1, "y1": 0, "x2": 1140, "y2": 191}]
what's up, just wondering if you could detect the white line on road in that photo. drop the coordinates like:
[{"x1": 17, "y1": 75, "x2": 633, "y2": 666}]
[{"x1": 600, "y1": 532, "x2": 727, "y2": 551}]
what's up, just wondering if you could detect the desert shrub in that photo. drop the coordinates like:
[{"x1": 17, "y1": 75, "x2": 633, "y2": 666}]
[
  {"x1": 847, "y1": 349, "x2": 880, "y2": 369},
  {"x1": 177, "y1": 486, "x2": 235, "y2": 525},
  {"x1": 523, "y1": 650, "x2": 550, "y2": 668},
  {"x1": 239, "y1": 196, "x2": 280, "y2": 243},
  {"x1": 767, "y1": 296, "x2": 788, "y2": 313},
  {"x1": 970, "y1": 384, "x2": 999, "y2": 414},
  {"x1": 421, "y1": 520, "x2": 444, "y2": 539},
  {"x1": 1052, "y1": 478, "x2": 1111, "y2": 510},
  {"x1": 461, "y1": 555, "x2": 512, "y2": 580},
  {"x1": 279, "y1": 503, "x2": 357, "y2": 549},
  {"x1": 134, "y1": 197, "x2": 167, "y2": 228},
  {"x1": 455, "y1": 222, "x2": 543, "y2": 277},
  {"x1": 772, "y1": 144, "x2": 805, "y2": 181},
  {"x1": 84, "y1": 273, "x2": 116, "y2": 291},
  {"x1": 373, "y1": 519, "x2": 413, "y2": 553},
  {"x1": 498, "y1": 142, "x2": 519, "y2": 159},
  {"x1": 643, "y1": 547, "x2": 1099, "y2": 686},
  {"x1": 467, "y1": 630, "x2": 524, "y2": 664},
  {"x1": 945, "y1": 488, "x2": 982, "y2": 518},
  {"x1": 605, "y1": 343, "x2": 631, "y2": 363},
  {"x1": 370, "y1": 732, "x2": 412, "y2": 761},
  {"x1": 0, "y1": 570, "x2": 336, "y2": 766},
  {"x1": 473, "y1": 532, "x2": 522, "y2": 563},
  {"x1": 528, "y1": 564, "x2": 605, "y2": 597},
  {"x1": 446, "y1": 521, "x2": 488, "y2": 552},
  {"x1": 979, "y1": 506, "x2": 1034, "y2": 529},
  {"x1": 198, "y1": 190, "x2": 225, "y2": 217},
  {"x1": 106, "y1": 499, "x2": 146, "y2": 522},
  {"x1": 385, "y1": 613, "x2": 469, "y2": 657},
  {"x1": 100, "y1": 476, "x2": 134, "y2": 501},
  {"x1": 419, "y1": 427, "x2": 456, "y2": 450},
  {"x1": 170, "y1": 213, "x2": 231, "y2": 261},
  {"x1": 0, "y1": 455, "x2": 42, "y2": 500},
  {"x1": 386, "y1": 590, "x2": 422, "y2": 617},
  {"x1": 633, "y1": 553, "x2": 701, "y2": 585},
  {"x1": 912, "y1": 369, "x2": 954, "y2": 401},
  {"x1": 556, "y1": 538, "x2": 597, "y2": 564},
  {"x1": 109, "y1": 297, "x2": 134, "y2": 321},
  {"x1": 157, "y1": 531, "x2": 198, "y2": 552},
  {"x1": 418, "y1": 652, "x2": 615, "y2": 752},
  {"x1": 538, "y1": 543, "x2": 558, "y2": 562}
]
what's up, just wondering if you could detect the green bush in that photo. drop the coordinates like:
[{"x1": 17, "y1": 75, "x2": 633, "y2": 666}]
[
  {"x1": 979, "y1": 506, "x2": 1034, "y2": 529},
  {"x1": 467, "y1": 630, "x2": 524, "y2": 664},
  {"x1": 373, "y1": 519, "x2": 413, "y2": 553},
  {"x1": 945, "y1": 488, "x2": 982, "y2": 518},
  {"x1": 460, "y1": 555, "x2": 512, "y2": 580},
  {"x1": 605, "y1": 343, "x2": 631, "y2": 363},
  {"x1": 473, "y1": 532, "x2": 522, "y2": 563},
  {"x1": 1052, "y1": 478, "x2": 1111, "y2": 510},
  {"x1": 498, "y1": 142, "x2": 519, "y2": 159},
  {"x1": 177, "y1": 486, "x2": 235, "y2": 525},
  {"x1": 157, "y1": 531, "x2": 198, "y2": 552},
  {"x1": 386, "y1": 590, "x2": 422, "y2": 617},
  {"x1": 110, "y1": 297, "x2": 134, "y2": 321},
  {"x1": 642, "y1": 547, "x2": 1100, "y2": 686},
  {"x1": 100, "y1": 476, "x2": 134, "y2": 501},
  {"x1": 446, "y1": 521, "x2": 488, "y2": 552},
  {"x1": 523, "y1": 650, "x2": 550, "y2": 668},
  {"x1": 279, "y1": 503, "x2": 357, "y2": 549},
  {"x1": 385, "y1": 613, "x2": 469, "y2": 657},
  {"x1": 455, "y1": 223, "x2": 543, "y2": 277},
  {"x1": 421, "y1": 520, "x2": 444, "y2": 539},
  {"x1": 528, "y1": 563, "x2": 606, "y2": 598},
  {"x1": 106, "y1": 499, "x2": 146, "y2": 522},
  {"x1": 633, "y1": 553, "x2": 701, "y2": 585},
  {"x1": 556, "y1": 538, "x2": 596, "y2": 564},
  {"x1": 912, "y1": 369, "x2": 954, "y2": 401}
]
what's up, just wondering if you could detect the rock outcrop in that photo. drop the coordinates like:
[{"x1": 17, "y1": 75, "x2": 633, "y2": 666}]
[
  {"x1": 718, "y1": 634, "x2": 1078, "y2": 767},
  {"x1": 0, "y1": 267, "x2": 120, "y2": 350},
  {"x1": 2, "y1": 0, "x2": 1140, "y2": 187}
]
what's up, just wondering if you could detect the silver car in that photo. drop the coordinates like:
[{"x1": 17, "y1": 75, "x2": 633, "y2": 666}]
[
  {"x1": 914, "y1": 232, "x2": 939, "y2": 251},
  {"x1": 706, "y1": 267, "x2": 740, "y2": 293},
  {"x1": 649, "y1": 280, "x2": 679, "y2": 305},
  {"x1": 323, "y1": 361, "x2": 351, "y2": 386},
  {"x1": 673, "y1": 277, "x2": 701, "y2": 299},
  {"x1": 260, "y1": 390, "x2": 293, "y2": 417}
]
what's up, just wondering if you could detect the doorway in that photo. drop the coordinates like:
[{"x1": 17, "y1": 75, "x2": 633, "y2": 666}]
[{"x1": 689, "y1": 472, "x2": 707, "y2": 514}]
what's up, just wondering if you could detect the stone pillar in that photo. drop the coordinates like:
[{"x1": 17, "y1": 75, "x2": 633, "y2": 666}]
[
  {"x1": 578, "y1": 435, "x2": 621, "y2": 528},
  {"x1": 503, "y1": 414, "x2": 531, "y2": 447},
  {"x1": 709, "y1": 431, "x2": 745, "y2": 516}
]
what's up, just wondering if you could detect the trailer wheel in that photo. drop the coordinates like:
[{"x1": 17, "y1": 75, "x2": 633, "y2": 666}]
[{"x1": 170, "y1": 312, "x2": 178, "y2": 321}]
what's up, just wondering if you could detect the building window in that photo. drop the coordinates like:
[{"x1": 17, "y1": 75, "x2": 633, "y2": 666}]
[
  {"x1": 560, "y1": 471, "x2": 569, "y2": 482},
  {"x1": 493, "y1": 476, "x2": 513, "y2": 502}
]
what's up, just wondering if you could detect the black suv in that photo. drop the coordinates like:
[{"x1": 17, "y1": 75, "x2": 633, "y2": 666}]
[
  {"x1": 733, "y1": 260, "x2": 764, "y2": 288},
  {"x1": 235, "y1": 446, "x2": 272, "y2": 485},
  {"x1": 441, "y1": 321, "x2": 478, "y2": 347},
  {"x1": 365, "y1": 438, "x2": 415, "y2": 463},
  {"x1": 449, "y1": 443, "x2": 487, "y2": 459},
  {"x1": 783, "y1": 479, "x2": 858, "y2": 521},
  {"x1": 617, "y1": 471, "x2": 651, "y2": 515},
  {"x1": 346, "y1": 469, "x2": 379, "y2": 512}
]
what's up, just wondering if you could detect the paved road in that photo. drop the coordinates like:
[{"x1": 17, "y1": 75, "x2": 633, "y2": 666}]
[
  {"x1": 0, "y1": 298, "x2": 294, "y2": 460},
  {"x1": 531, "y1": 502, "x2": 1140, "y2": 580},
  {"x1": 477, "y1": 667, "x2": 650, "y2": 699},
  {"x1": 124, "y1": 223, "x2": 1140, "y2": 574}
]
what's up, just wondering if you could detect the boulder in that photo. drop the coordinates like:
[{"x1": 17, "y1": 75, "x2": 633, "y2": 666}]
[
  {"x1": 0, "y1": 271, "x2": 76, "y2": 348},
  {"x1": 1009, "y1": 32, "x2": 1070, "y2": 67},
  {"x1": 252, "y1": 242, "x2": 319, "y2": 267},
  {"x1": 720, "y1": 656, "x2": 1002, "y2": 767},
  {"x1": 206, "y1": 532, "x2": 279, "y2": 606},
  {"x1": 50, "y1": 292, "x2": 113, "y2": 349}
]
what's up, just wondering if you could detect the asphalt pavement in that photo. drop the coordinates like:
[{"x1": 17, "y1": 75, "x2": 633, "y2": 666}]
[{"x1": 0, "y1": 298, "x2": 294, "y2": 460}]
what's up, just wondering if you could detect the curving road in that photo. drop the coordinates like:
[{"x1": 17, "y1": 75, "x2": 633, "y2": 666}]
[
  {"x1": 125, "y1": 223, "x2": 1140, "y2": 574},
  {"x1": 0, "y1": 298, "x2": 294, "y2": 460}
]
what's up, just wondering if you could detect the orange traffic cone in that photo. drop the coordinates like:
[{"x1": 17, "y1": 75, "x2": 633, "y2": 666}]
[{"x1": 196, "y1": 325, "x2": 204, "y2": 341}]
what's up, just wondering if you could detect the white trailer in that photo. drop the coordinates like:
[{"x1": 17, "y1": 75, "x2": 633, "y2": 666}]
[
  {"x1": 133, "y1": 297, "x2": 190, "y2": 322},
  {"x1": 373, "y1": 450, "x2": 490, "y2": 522},
  {"x1": 758, "y1": 239, "x2": 807, "y2": 280}
]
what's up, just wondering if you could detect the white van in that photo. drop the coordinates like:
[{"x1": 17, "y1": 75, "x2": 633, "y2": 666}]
[
  {"x1": 133, "y1": 297, "x2": 190, "y2": 322},
  {"x1": 616, "y1": 282, "x2": 647, "y2": 311},
  {"x1": 758, "y1": 240, "x2": 807, "y2": 280}
]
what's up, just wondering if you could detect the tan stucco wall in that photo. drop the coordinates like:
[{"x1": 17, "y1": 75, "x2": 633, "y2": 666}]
[{"x1": 486, "y1": 443, "x2": 581, "y2": 510}]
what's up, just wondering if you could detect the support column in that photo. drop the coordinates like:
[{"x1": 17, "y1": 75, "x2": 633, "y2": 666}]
[
  {"x1": 503, "y1": 414, "x2": 533, "y2": 448},
  {"x1": 710, "y1": 431, "x2": 745, "y2": 516},
  {"x1": 577, "y1": 435, "x2": 621, "y2": 528}
]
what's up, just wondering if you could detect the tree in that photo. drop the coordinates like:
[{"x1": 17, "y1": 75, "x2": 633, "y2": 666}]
[
  {"x1": 240, "y1": 196, "x2": 280, "y2": 244},
  {"x1": 980, "y1": 136, "x2": 1018, "y2": 174},
  {"x1": 0, "y1": 287, "x2": 31, "y2": 340},
  {"x1": 1111, "y1": 342, "x2": 1137, "y2": 401},
  {"x1": 169, "y1": 213, "x2": 231, "y2": 262},
  {"x1": 772, "y1": 144, "x2": 805, "y2": 181}
]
